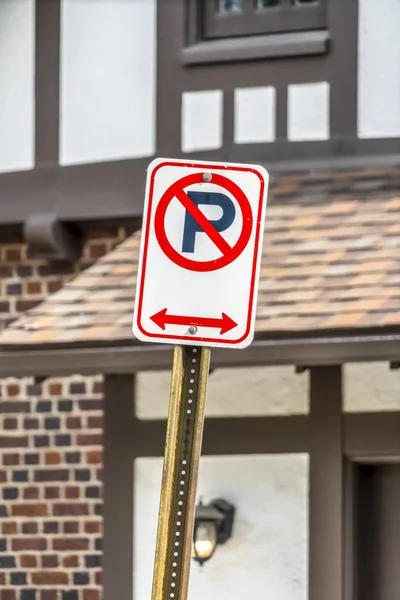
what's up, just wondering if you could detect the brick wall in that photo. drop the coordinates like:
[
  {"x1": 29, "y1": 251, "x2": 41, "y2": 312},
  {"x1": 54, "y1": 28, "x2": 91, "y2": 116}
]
[{"x1": 0, "y1": 227, "x2": 129, "y2": 600}]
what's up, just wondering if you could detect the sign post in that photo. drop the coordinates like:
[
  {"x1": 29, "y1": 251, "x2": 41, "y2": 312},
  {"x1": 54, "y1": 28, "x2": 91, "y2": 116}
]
[{"x1": 133, "y1": 158, "x2": 268, "y2": 599}]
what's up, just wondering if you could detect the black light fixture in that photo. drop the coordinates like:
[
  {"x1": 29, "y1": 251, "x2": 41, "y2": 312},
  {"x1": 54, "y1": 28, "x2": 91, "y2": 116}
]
[{"x1": 192, "y1": 498, "x2": 235, "y2": 566}]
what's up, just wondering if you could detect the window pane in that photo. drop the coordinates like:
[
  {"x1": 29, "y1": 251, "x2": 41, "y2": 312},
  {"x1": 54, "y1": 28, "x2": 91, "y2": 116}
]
[
  {"x1": 220, "y1": 0, "x2": 243, "y2": 12},
  {"x1": 294, "y1": 0, "x2": 318, "y2": 4},
  {"x1": 258, "y1": 0, "x2": 280, "y2": 7}
]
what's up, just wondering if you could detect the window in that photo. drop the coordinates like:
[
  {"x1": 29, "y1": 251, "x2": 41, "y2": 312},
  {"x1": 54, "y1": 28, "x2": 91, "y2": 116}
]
[{"x1": 203, "y1": 0, "x2": 327, "y2": 39}]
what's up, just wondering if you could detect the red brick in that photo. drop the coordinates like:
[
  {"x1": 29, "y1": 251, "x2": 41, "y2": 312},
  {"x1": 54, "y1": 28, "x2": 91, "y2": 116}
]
[
  {"x1": 1, "y1": 589, "x2": 16, "y2": 600},
  {"x1": 87, "y1": 228, "x2": 118, "y2": 239},
  {"x1": 53, "y1": 538, "x2": 89, "y2": 551},
  {"x1": 20, "y1": 554, "x2": 37, "y2": 568},
  {"x1": 12, "y1": 503, "x2": 47, "y2": 517},
  {"x1": 32, "y1": 571, "x2": 69, "y2": 585},
  {"x1": 22, "y1": 522, "x2": 38, "y2": 534},
  {"x1": 23, "y1": 417, "x2": 39, "y2": 429},
  {"x1": 12, "y1": 537, "x2": 47, "y2": 551},
  {"x1": 0, "y1": 435, "x2": 28, "y2": 448},
  {"x1": 5, "y1": 383, "x2": 20, "y2": 397},
  {"x1": 53, "y1": 503, "x2": 89, "y2": 516},
  {"x1": 78, "y1": 399, "x2": 102, "y2": 411},
  {"x1": 88, "y1": 243, "x2": 107, "y2": 259},
  {"x1": 0, "y1": 401, "x2": 29, "y2": 412},
  {"x1": 77, "y1": 434, "x2": 102, "y2": 446},
  {"x1": 45, "y1": 487, "x2": 60, "y2": 499},
  {"x1": 0, "y1": 471, "x2": 7, "y2": 483},
  {"x1": 62, "y1": 555, "x2": 79, "y2": 568},
  {"x1": 66, "y1": 416, "x2": 81, "y2": 429},
  {"x1": 2, "y1": 522, "x2": 17, "y2": 535},
  {"x1": 45, "y1": 452, "x2": 61, "y2": 465},
  {"x1": 26, "y1": 281, "x2": 42, "y2": 295},
  {"x1": 0, "y1": 573, "x2": 5, "y2": 585},
  {"x1": 48, "y1": 382, "x2": 62, "y2": 395},
  {"x1": 41, "y1": 555, "x2": 58, "y2": 568},
  {"x1": 84, "y1": 591, "x2": 100, "y2": 600},
  {"x1": 88, "y1": 416, "x2": 102, "y2": 429},
  {"x1": 65, "y1": 486, "x2": 80, "y2": 499},
  {"x1": 63, "y1": 521, "x2": 79, "y2": 534},
  {"x1": 0, "y1": 266, "x2": 12, "y2": 277},
  {"x1": 92, "y1": 381, "x2": 103, "y2": 394},
  {"x1": 16, "y1": 299, "x2": 40, "y2": 312},
  {"x1": 23, "y1": 487, "x2": 40, "y2": 500},
  {"x1": 41, "y1": 591, "x2": 58, "y2": 600},
  {"x1": 87, "y1": 451, "x2": 102, "y2": 465},
  {"x1": 47, "y1": 280, "x2": 63, "y2": 293},
  {"x1": 94, "y1": 571, "x2": 102, "y2": 586},
  {"x1": 85, "y1": 521, "x2": 101, "y2": 534},
  {"x1": 3, "y1": 418, "x2": 17, "y2": 430},
  {"x1": 35, "y1": 469, "x2": 68, "y2": 482},
  {"x1": 5, "y1": 248, "x2": 22, "y2": 261},
  {"x1": 3, "y1": 453, "x2": 19, "y2": 465}
]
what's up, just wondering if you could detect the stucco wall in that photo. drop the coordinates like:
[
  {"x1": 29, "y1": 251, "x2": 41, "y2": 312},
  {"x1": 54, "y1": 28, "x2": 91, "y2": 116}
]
[
  {"x1": 0, "y1": 0, "x2": 34, "y2": 173},
  {"x1": 134, "y1": 454, "x2": 309, "y2": 600},
  {"x1": 60, "y1": 0, "x2": 156, "y2": 165},
  {"x1": 137, "y1": 362, "x2": 400, "y2": 419},
  {"x1": 358, "y1": 0, "x2": 400, "y2": 138},
  {"x1": 134, "y1": 361, "x2": 400, "y2": 598},
  {"x1": 136, "y1": 366, "x2": 309, "y2": 420}
]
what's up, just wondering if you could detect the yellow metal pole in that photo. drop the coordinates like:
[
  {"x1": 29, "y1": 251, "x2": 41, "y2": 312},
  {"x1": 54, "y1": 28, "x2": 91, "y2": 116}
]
[{"x1": 151, "y1": 345, "x2": 211, "y2": 600}]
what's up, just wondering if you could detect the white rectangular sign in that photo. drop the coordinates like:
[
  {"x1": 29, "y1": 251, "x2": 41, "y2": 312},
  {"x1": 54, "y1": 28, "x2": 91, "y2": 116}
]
[{"x1": 133, "y1": 158, "x2": 268, "y2": 349}]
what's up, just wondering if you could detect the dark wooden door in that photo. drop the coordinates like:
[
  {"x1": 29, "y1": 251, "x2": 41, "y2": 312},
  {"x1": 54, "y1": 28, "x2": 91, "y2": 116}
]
[{"x1": 355, "y1": 464, "x2": 400, "y2": 600}]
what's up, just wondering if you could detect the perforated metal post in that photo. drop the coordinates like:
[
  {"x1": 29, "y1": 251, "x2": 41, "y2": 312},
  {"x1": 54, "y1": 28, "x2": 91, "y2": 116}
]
[{"x1": 151, "y1": 345, "x2": 210, "y2": 600}]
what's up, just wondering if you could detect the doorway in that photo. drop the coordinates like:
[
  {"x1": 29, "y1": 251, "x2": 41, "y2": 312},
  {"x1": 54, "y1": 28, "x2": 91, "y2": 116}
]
[{"x1": 355, "y1": 463, "x2": 400, "y2": 600}]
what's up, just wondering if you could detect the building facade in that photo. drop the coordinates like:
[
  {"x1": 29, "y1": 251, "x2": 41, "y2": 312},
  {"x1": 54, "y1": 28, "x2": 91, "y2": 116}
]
[{"x1": 0, "y1": 1, "x2": 399, "y2": 600}]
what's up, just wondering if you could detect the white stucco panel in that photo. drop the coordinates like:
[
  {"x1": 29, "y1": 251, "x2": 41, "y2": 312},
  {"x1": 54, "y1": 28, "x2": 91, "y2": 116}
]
[
  {"x1": 345, "y1": 363, "x2": 400, "y2": 412},
  {"x1": 0, "y1": 0, "x2": 34, "y2": 173},
  {"x1": 134, "y1": 454, "x2": 309, "y2": 600},
  {"x1": 181, "y1": 90, "x2": 223, "y2": 153},
  {"x1": 358, "y1": 0, "x2": 400, "y2": 138},
  {"x1": 60, "y1": 0, "x2": 156, "y2": 165},
  {"x1": 234, "y1": 86, "x2": 276, "y2": 144},
  {"x1": 288, "y1": 82, "x2": 330, "y2": 142},
  {"x1": 136, "y1": 366, "x2": 309, "y2": 419}
]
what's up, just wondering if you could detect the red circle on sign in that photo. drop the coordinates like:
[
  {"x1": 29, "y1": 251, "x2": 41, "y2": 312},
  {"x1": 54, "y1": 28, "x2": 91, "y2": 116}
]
[{"x1": 154, "y1": 172, "x2": 253, "y2": 272}]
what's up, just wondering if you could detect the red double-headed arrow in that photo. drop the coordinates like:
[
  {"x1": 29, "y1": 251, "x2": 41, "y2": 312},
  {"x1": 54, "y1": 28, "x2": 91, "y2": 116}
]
[{"x1": 150, "y1": 308, "x2": 237, "y2": 335}]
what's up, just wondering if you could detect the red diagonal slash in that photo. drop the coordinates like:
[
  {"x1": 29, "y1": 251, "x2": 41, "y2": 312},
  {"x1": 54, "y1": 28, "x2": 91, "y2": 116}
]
[{"x1": 174, "y1": 188, "x2": 232, "y2": 256}]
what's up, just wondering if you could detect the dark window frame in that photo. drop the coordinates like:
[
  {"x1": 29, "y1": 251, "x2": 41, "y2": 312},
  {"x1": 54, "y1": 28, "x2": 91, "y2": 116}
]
[{"x1": 203, "y1": 0, "x2": 328, "y2": 40}]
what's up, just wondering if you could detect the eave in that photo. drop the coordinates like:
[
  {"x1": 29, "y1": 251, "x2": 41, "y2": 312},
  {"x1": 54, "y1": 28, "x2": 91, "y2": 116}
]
[{"x1": 0, "y1": 330, "x2": 399, "y2": 378}]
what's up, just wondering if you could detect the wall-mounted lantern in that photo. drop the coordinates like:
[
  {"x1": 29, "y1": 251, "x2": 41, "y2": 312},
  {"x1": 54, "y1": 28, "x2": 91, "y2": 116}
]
[{"x1": 192, "y1": 498, "x2": 235, "y2": 566}]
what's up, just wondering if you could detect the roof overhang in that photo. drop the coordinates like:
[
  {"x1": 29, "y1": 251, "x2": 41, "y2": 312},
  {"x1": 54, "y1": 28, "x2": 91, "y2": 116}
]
[
  {"x1": 0, "y1": 331, "x2": 399, "y2": 378},
  {"x1": 1, "y1": 154, "x2": 400, "y2": 227}
]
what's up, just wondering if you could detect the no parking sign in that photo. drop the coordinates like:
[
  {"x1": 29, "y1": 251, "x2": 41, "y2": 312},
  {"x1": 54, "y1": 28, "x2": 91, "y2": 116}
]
[{"x1": 133, "y1": 158, "x2": 269, "y2": 349}]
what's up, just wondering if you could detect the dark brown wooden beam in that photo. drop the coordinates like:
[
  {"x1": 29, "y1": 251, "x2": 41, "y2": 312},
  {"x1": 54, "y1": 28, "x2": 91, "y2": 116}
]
[
  {"x1": 103, "y1": 374, "x2": 135, "y2": 600},
  {"x1": 345, "y1": 413, "x2": 400, "y2": 459},
  {"x1": 132, "y1": 415, "x2": 309, "y2": 457},
  {"x1": 35, "y1": 0, "x2": 61, "y2": 166},
  {"x1": 0, "y1": 332, "x2": 398, "y2": 377},
  {"x1": 309, "y1": 366, "x2": 343, "y2": 600},
  {"x1": 0, "y1": 158, "x2": 149, "y2": 224}
]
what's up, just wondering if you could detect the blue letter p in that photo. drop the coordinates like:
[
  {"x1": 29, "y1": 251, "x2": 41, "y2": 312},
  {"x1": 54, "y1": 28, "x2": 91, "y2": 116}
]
[{"x1": 182, "y1": 191, "x2": 236, "y2": 253}]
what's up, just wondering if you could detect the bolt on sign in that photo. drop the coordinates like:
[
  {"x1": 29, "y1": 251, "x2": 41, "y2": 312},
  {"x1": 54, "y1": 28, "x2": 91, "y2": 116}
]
[
  {"x1": 133, "y1": 158, "x2": 269, "y2": 349},
  {"x1": 132, "y1": 158, "x2": 269, "y2": 600}
]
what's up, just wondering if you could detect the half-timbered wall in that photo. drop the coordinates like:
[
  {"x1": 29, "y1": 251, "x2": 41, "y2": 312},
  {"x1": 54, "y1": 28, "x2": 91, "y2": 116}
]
[
  {"x1": 0, "y1": 0, "x2": 35, "y2": 174},
  {"x1": 0, "y1": 0, "x2": 399, "y2": 181},
  {"x1": 125, "y1": 363, "x2": 400, "y2": 600}
]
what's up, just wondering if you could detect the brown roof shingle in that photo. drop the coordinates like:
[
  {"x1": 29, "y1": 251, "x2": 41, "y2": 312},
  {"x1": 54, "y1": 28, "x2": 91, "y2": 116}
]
[{"x1": 1, "y1": 167, "x2": 400, "y2": 347}]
